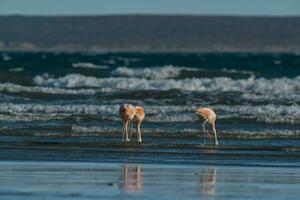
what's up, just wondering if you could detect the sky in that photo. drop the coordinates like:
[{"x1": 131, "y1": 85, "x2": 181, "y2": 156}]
[{"x1": 0, "y1": 0, "x2": 300, "y2": 16}]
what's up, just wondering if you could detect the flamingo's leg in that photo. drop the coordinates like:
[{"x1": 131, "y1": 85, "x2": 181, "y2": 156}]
[
  {"x1": 122, "y1": 121, "x2": 125, "y2": 141},
  {"x1": 202, "y1": 119, "x2": 208, "y2": 144},
  {"x1": 212, "y1": 123, "x2": 218, "y2": 145},
  {"x1": 137, "y1": 121, "x2": 142, "y2": 143},
  {"x1": 202, "y1": 120, "x2": 212, "y2": 139},
  {"x1": 125, "y1": 121, "x2": 130, "y2": 141},
  {"x1": 129, "y1": 121, "x2": 134, "y2": 140}
]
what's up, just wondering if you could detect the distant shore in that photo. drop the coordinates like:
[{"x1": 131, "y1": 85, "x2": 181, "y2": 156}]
[{"x1": 1, "y1": 15, "x2": 300, "y2": 54}]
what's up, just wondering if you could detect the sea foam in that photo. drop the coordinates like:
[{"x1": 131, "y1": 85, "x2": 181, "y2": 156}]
[
  {"x1": 9, "y1": 67, "x2": 24, "y2": 72},
  {"x1": 0, "y1": 83, "x2": 95, "y2": 95},
  {"x1": 111, "y1": 65, "x2": 197, "y2": 79},
  {"x1": 33, "y1": 74, "x2": 300, "y2": 95},
  {"x1": 72, "y1": 62, "x2": 109, "y2": 69},
  {"x1": 0, "y1": 102, "x2": 299, "y2": 124},
  {"x1": 0, "y1": 103, "x2": 118, "y2": 115}
]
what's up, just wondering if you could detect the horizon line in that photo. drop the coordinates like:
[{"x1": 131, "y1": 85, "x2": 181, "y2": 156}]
[{"x1": 1, "y1": 13, "x2": 300, "y2": 18}]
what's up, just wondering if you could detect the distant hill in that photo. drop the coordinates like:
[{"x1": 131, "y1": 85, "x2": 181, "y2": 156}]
[{"x1": 0, "y1": 15, "x2": 300, "y2": 52}]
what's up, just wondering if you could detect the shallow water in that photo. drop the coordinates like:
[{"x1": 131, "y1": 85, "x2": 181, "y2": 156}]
[
  {"x1": 1, "y1": 161, "x2": 300, "y2": 200},
  {"x1": 0, "y1": 133, "x2": 300, "y2": 167}
]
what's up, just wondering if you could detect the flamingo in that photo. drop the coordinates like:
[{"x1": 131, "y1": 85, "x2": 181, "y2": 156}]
[
  {"x1": 130, "y1": 106, "x2": 145, "y2": 143},
  {"x1": 195, "y1": 107, "x2": 218, "y2": 145},
  {"x1": 119, "y1": 104, "x2": 145, "y2": 142},
  {"x1": 119, "y1": 104, "x2": 136, "y2": 141}
]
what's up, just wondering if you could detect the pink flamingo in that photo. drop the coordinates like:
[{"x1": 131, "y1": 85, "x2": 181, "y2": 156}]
[
  {"x1": 196, "y1": 107, "x2": 218, "y2": 145},
  {"x1": 119, "y1": 104, "x2": 145, "y2": 142},
  {"x1": 130, "y1": 106, "x2": 145, "y2": 143}
]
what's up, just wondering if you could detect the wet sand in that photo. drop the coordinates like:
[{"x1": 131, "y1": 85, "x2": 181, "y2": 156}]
[
  {"x1": 0, "y1": 135, "x2": 300, "y2": 167},
  {"x1": 0, "y1": 135, "x2": 300, "y2": 199},
  {"x1": 0, "y1": 161, "x2": 300, "y2": 200}
]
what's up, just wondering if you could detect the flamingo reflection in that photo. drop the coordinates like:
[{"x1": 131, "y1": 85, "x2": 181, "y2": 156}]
[
  {"x1": 122, "y1": 165, "x2": 143, "y2": 193},
  {"x1": 199, "y1": 168, "x2": 217, "y2": 196}
]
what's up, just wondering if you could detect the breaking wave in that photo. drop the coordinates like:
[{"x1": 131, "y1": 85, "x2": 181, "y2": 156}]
[
  {"x1": 72, "y1": 62, "x2": 109, "y2": 69},
  {"x1": 0, "y1": 83, "x2": 95, "y2": 95},
  {"x1": 0, "y1": 103, "x2": 118, "y2": 115},
  {"x1": 111, "y1": 65, "x2": 197, "y2": 79},
  {"x1": 1, "y1": 53, "x2": 12, "y2": 61},
  {"x1": 221, "y1": 68, "x2": 254, "y2": 75},
  {"x1": 33, "y1": 74, "x2": 300, "y2": 95},
  {"x1": 215, "y1": 104, "x2": 300, "y2": 124},
  {"x1": 9, "y1": 67, "x2": 24, "y2": 72},
  {"x1": 0, "y1": 103, "x2": 299, "y2": 124}
]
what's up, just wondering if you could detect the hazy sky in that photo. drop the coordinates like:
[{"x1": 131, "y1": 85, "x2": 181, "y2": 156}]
[{"x1": 0, "y1": 0, "x2": 300, "y2": 16}]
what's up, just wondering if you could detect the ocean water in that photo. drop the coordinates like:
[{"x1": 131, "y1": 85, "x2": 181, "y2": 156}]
[
  {"x1": 1, "y1": 52, "x2": 300, "y2": 139},
  {"x1": 0, "y1": 52, "x2": 300, "y2": 162},
  {"x1": 0, "y1": 52, "x2": 300, "y2": 199}
]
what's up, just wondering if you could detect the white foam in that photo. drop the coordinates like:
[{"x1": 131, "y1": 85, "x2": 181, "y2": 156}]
[
  {"x1": 223, "y1": 129, "x2": 298, "y2": 138},
  {"x1": 71, "y1": 125, "x2": 119, "y2": 133},
  {"x1": 273, "y1": 60, "x2": 282, "y2": 65},
  {"x1": 0, "y1": 103, "x2": 196, "y2": 122},
  {"x1": 112, "y1": 56, "x2": 141, "y2": 65},
  {"x1": 111, "y1": 65, "x2": 197, "y2": 79},
  {"x1": 0, "y1": 102, "x2": 299, "y2": 124},
  {"x1": 1, "y1": 54, "x2": 12, "y2": 61},
  {"x1": 33, "y1": 74, "x2": 300, "y2": 96},
  {"x1": 221, "y1": 68, "x2": 254, "y2": 75},
  {"x1": 102, "y1": 59, "x2": 116, "y2": 65},
  {"x1": 71, "y1": 125, "x2": 178, "y2": 134},
  {"x1": 215, "y1": 104, "x2": 300, "y2": 124},
  {"x1": 0, "y1": 114, "x2": 63, "y2": 122},
  {"x1": 241, "y1": 93, "x2": 300, "y2": 102},
  {"x1": 0, "y1": 83, "x2": 95, "y2": 95},
  {"x1": 72, "y1": 62, "x2": 109, "y2": 69},
  {"x1": 0, "y1": 103, "x2": 118, "y2": 115},
  {"x1": 144, "y1": 104, "x2": 300, "y2": 124},
  {"x1": 9, "y1": 67, "x2": 24, "y2": 72}
]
